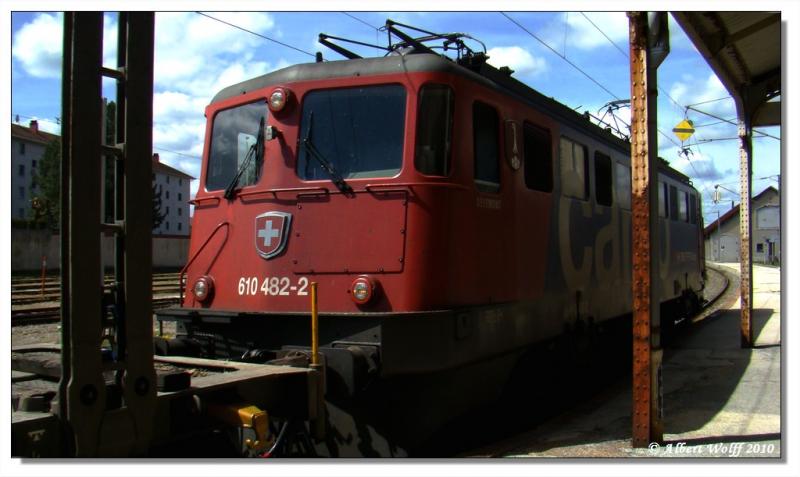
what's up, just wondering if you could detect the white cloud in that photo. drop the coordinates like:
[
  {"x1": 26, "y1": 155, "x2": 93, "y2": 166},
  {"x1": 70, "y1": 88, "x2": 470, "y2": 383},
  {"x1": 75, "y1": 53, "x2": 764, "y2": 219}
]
[
  {"x1": 153, "y1": 120, "x2": 206, "y2": 152},
  {"x1": 12, "y1": 13, "x2": 118, "y2": 78},
  {"x1": 154, "y1": 12, "x2": 276, "y2": 90},
  {"x1": 487, "y1": 46, "x2": 547, "y2": 76},
  {"x1": 12, "y1": 13, "x2": 63, "y2": 78},
  {"x1": 154, "y1": 91, "x2": 203, "y2": 119},
  {"x1": 566, "y1": 12, "x2": 629, "y2": 51},
  {"x1": 540, "y1": 12, "x2": 628, "y2": 54},
  {"x1": 669, "y1": 73, "x2": 732, "y2": 116},
  {"x1": 667, "y1": 148, "x2": 727, "y2": 181},
  {"x1": 145, "y1": 12, "x2": 278, "y2": 179}
]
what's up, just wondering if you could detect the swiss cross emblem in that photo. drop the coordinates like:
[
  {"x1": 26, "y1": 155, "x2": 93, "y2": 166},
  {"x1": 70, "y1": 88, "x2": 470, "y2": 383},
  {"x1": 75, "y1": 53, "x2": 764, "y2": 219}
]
[{"x1": 254, "y1": 211, "x2": 292, "y2": 260}]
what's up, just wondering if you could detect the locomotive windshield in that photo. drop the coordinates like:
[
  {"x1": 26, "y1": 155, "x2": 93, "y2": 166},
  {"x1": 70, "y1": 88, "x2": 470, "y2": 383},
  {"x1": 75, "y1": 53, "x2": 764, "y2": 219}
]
[
  {"x1": 206, "y1": 101, "x2": 266, "y2": 192},
  {"x1": 297, "y1": 84, "x2": 406, "y2": 180}
]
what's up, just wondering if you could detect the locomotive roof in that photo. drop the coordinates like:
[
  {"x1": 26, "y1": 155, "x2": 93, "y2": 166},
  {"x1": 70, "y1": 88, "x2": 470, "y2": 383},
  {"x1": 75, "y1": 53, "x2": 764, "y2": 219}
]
[
  {"x1": 212, "y1": 54, "x2": 627, "y2": 149},
  {"x1": 211, "y1": 53, "x2": 692, "y2": 187}
]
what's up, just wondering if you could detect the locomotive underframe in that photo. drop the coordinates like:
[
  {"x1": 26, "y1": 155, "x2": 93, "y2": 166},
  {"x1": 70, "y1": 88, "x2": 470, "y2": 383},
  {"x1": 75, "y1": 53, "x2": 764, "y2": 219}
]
[{"x1": 157, "y1": 284, "x2": 701, "y2": 394}]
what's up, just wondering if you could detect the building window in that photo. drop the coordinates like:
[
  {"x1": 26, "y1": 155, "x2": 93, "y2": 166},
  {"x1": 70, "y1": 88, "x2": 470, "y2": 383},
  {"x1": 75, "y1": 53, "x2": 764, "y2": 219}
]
[
  {"x1": 166, "y1": 190, "x2": 170, "y2": 199},
  {"x1": 615, "y1": 163, "x2": 631, "y2": 210},
  {"x1": 415, "y1": 84, "x2": 455, "y2": 176},
  {"x1": 178, "y1": 208, "x2": 182, "y2": 216},
  {"x1": 32, "y1": 160, "x2": 37, "y2": 168},
  {"x1": 560, "y1": 137, "x2": 588, "y2": 200},
  {"x1": 18, "y1": 164, "x2": 25, "y2": 176},
  {"x1": 166, "y1": 221, "x2": 170, "y2": 231},
  {"x1": 523, "y1": 122, "x2": 553, "y2": 192},
  {"x1": 19, "y1": 142, "x2": 26, "y2": 155},
  {"x1": 178, "y1": 222, "x2": 182, "y2": 231},
  {"x1": 166, "y1": 175, "x2": 170, "y2": 184},
  {"x1": 19, "y1": 187, "x2": 25, "y2": 198},
  {"x1": 166, "y1": 206, "x2": 170, "y2": 214},
  {"x1": 594, "y1": 151, "x2": 613, "y2": 206},
  {"x1": 756, "y1": 243, "x2": 764, "y2": 253},
  {"x1": 178, "y1": 192, "x2": 182, "y2": 201},
  {"x1": 473, "y1": 101, "x2": 500, "y2": 193},
  {"x1": 179, "y1": 178, "x2": 182, "y2": 186}
]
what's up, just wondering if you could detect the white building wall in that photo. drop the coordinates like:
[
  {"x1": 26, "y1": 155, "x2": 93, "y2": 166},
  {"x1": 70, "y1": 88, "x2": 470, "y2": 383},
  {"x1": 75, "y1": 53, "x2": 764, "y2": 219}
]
[
  {"x1": 152, "y1": 170, "x2": 191, "y2": 236},
  {"x1": 10, "y1": 137, "x2": 46, "y2": 220}
]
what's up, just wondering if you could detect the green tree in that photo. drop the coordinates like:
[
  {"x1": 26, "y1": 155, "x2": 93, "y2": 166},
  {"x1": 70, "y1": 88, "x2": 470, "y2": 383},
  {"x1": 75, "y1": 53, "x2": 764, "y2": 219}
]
[
  {"x1": 152, "y1": 183, "x2": 167, "y2": 230},
  {"x1": 30, "y1": 139, "x2": 61, "y2": 228},
  {"x1": 29, "y1": 100, "x2": 164, "y2": 231},
  {"x1": 104, "y1": 100, "x2": 163, "y2": 231}
]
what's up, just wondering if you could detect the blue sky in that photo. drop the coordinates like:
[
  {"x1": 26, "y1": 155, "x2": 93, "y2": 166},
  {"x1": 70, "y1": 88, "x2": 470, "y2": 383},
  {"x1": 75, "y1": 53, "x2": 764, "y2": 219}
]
[{"x1": 9, "y1": 11, "x2": 784, "y2": 225}]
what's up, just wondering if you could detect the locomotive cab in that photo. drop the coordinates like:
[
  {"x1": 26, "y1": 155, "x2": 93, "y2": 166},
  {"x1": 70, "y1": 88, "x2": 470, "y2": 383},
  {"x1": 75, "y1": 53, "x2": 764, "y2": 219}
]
[{"x1": 183, "y1": 61, "x2": 463, "y2": 317}]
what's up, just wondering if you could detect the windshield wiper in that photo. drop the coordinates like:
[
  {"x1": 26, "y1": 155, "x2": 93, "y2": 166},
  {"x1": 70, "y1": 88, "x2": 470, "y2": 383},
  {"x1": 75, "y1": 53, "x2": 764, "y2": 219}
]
[
  {"x1": 301, "y1": 110, "x2": 353, "y2": 195},
  {"x1": 224, "y1": 116, "x2": 265, "y2": 200}
]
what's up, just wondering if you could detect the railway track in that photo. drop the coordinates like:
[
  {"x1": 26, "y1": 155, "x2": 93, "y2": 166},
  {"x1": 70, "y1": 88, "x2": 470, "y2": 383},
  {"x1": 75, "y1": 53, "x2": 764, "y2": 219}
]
[{"x1": 11, "y1": 273, "x2": 183, "y2": 326}]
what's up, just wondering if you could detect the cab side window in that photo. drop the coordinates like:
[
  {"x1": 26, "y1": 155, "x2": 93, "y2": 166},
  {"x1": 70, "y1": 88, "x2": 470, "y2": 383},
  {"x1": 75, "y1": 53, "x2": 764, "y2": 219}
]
[
  {"x1": 523, "y1": 122, "x2": 553, "y2": 192},
  {"x1": 658, "y1": 181, "x2": 668, "y2": 218},
  {"x1": 594, "y1": 151, "x2": 613, "y2": 206},
  {"x1": 615, "y1": 163, "x2": 631, "y2": 210},
  {"x1": 416, "y1": 85, "x2": 454, "y2": 176},
  {"x1": 560, "y1": 137, "x2": 588, "y2": 200},
  {"x1": 473, "y1": 102, "x2": 500, "y2": 192}
]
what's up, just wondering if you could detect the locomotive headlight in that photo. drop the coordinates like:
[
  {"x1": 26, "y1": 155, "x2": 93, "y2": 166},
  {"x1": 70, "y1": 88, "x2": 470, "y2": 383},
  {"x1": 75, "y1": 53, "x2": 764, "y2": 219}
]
[
  {"x1": 193, "y1": 275, "x2": 215, "y2": 302},
  {"x1": 268, "y1": 87, "x2": 289, "y2": 112},
  {"x1": 351, "y1": 276, "x2": 377, "y2": 305}
]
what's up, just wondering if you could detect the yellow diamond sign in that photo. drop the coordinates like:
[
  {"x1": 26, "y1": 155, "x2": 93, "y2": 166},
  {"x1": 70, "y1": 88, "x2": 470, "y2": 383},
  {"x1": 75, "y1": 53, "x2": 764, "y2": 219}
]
[{"x1": 672, "y1": 119, "x2": 695, "y2": 142}]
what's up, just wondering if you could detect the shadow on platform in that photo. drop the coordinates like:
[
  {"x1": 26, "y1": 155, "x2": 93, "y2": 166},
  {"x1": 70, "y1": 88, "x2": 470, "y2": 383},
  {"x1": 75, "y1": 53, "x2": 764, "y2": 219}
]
[{"x1": 473, "y1": 306, "x2": 779, "y2": 456}]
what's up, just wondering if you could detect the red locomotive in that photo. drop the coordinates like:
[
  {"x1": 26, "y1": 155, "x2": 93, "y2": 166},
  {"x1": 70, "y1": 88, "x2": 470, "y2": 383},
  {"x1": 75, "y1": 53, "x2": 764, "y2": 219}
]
[{"x1": 157, "y1": 21, "x2": 705, "y2": 455}]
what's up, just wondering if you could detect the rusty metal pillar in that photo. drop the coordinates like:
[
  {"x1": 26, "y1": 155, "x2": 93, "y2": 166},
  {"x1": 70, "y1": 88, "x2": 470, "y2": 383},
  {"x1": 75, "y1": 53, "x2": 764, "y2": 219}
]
[
  {"x1": 736, "y1": 97, "x2": 754, "y2": 348},
  {"x1": 628, "y1": 11, "x2": 664, "y2": 448}
]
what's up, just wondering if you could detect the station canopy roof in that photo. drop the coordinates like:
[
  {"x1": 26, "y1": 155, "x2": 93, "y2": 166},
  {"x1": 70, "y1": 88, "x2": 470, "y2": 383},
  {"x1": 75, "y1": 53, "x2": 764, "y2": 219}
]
[{"x1": 672, "y1": 12, "x2": 781, "y2": 127}]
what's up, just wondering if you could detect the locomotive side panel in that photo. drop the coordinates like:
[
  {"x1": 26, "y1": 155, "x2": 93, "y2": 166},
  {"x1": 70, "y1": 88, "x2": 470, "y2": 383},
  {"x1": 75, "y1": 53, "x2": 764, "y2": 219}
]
[{"x1": 170, "y1": 54, "x2": 705, "y2": 379}]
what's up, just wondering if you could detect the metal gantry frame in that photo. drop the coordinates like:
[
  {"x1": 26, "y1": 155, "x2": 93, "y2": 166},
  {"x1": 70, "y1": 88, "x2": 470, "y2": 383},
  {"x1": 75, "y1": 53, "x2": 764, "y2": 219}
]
[{"x1": 59, "y1": 12, "x2": 156, "y2": 456}]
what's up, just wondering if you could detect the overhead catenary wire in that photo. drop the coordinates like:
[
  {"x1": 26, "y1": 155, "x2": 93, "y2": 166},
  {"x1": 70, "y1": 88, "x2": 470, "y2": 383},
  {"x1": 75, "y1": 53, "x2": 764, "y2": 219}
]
[
  {"x1": 693, "y1": 118, "x2": 738, "y2": 128},
  {"x1": 578, "y1": 12, "x2": 693, "y2": 119},
  {"x1": 507, "y1": 12, "x2": 683, "y2": 150},
  {"x1": 685, "y1": 96, "x2": 732, "y2": 108},
  {"x1": 341, "y1": 12, "x2": 381, "y2": 48},
  {"x1": 342, "y1": 12, "x2": 379, "y2": 31},
  {"x1": 153, "y1": 146, "x2": 201, "y2": 160},
  {"x1": 716, "y1": 175, "x2": 779, "y2": 188},
  {"x1": 501, "y1": 12, "x2": 623, "y2": 102},
  {"x1": 575, "y1": 5, "x2": 733, "y2": 201},
  {"x1": 579, "y1": 12, "x2": 628, "y2": 59},
  {"x1": 686, "y1": 105, "x2": 779, "y2": 140},
  {"x1": 576, "y1": 11, "x2": 733, "y2": 202},
  {"x1": 12, "y1": 113, "x2": 61, "y2": 126},
  {"x1": 196, "y1": 12, "x2": 318, "y2": 59}
]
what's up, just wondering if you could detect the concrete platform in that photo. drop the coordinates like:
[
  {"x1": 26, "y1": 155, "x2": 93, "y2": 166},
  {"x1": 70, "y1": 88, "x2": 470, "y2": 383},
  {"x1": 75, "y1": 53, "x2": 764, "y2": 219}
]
[{"x1": 474, "y1": 263, "x2": 782, "y2": 459}]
